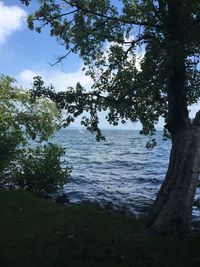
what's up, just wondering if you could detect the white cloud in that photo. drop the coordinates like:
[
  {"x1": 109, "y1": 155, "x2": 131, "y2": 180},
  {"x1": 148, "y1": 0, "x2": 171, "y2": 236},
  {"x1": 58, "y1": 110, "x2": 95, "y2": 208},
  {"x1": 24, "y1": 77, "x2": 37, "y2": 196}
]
[
  {"x1": 17, "y1": 67, "x2": 93, "y2": 91},
  {"x1": 0, "y1": 1, "x2": 26, "y2": 44}
]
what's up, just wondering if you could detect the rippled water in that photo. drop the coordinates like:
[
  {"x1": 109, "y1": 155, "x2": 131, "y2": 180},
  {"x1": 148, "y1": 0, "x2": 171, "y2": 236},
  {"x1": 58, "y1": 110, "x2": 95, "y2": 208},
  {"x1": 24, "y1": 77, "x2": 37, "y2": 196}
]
[{"x1": 53, "y1": 129, "x2": 200, "y2": 219}]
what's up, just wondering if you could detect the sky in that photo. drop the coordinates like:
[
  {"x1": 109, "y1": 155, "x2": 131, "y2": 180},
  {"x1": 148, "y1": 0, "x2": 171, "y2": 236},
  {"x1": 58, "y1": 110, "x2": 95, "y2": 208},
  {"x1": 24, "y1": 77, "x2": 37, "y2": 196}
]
[
  {"x1": 1, "y1": 0, "x2": 142, "y2": 130},
  {"x1": 0, "y1": 1, "x2": 85, "y2": 86},
  {"x1": 0, "y1": 1, "x2": 198, "y2": 130}
]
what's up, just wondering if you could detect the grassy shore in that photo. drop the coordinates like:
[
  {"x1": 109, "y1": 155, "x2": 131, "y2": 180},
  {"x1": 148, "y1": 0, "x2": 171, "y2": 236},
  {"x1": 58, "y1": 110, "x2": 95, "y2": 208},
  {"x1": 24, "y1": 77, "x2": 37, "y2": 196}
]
[{"x1": 0, "y1": 189, "x2": 200, "y2": 267}]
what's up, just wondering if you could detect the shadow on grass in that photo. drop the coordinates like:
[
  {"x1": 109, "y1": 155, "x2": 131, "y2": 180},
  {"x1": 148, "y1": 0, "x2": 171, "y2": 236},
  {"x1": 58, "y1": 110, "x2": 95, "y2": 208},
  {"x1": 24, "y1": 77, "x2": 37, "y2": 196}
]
[{"x1": 0, "y1": 189, "x2": 200, "y2": 267}]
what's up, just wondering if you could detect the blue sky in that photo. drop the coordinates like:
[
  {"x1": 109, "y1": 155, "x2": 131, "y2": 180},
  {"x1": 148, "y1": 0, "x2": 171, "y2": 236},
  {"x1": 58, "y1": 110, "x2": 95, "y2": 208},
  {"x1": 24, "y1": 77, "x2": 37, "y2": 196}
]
[
  {"x1": 1, "y1": 0, "x2": 143, "y2": 129},
  {"x1": 1, "y1": 1, "x2": 81, "y2": 78},
  {"x1": 0, "y1": 1, "x2": 198, "y2": 129}
]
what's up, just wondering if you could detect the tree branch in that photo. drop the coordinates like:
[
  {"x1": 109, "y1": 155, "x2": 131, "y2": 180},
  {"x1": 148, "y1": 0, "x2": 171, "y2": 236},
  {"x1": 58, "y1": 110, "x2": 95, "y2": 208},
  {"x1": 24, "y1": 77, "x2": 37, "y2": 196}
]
[
  {"x1": 124, "y1": 33, "x2": 157, "y2": 58},
  {"x1": 62, "y1": 0, "x2": 162, "y2": 29},
  {"x1": 50, "y1": 50, "x2": 73, "y2": 66}
]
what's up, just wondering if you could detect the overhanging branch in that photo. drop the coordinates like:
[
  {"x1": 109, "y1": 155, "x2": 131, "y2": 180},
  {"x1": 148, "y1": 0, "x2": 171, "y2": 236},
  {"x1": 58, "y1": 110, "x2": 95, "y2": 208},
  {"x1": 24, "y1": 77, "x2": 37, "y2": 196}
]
[{"x1": 62, "y1": 0, "x2": 162, "y2": 29}]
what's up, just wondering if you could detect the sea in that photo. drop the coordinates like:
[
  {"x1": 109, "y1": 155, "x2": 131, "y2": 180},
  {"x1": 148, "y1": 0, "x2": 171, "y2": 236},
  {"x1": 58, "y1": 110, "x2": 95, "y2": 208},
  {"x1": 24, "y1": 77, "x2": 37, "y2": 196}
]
[{"x1": 52, "y1": 128, "x2": 200, "y2": 220}]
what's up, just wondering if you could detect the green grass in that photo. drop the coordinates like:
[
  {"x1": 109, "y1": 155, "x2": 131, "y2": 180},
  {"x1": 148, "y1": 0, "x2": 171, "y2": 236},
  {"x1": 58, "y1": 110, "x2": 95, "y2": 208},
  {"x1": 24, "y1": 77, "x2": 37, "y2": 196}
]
[{"x1": 0, "y1": 189, "x2": 200, "y2": 267}]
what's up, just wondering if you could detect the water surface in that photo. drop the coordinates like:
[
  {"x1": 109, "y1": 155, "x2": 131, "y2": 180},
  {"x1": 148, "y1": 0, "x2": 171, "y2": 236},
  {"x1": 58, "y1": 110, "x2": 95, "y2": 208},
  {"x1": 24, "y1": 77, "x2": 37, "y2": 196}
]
[{"x1": 53, "y1": 129, "x2": 200, "y2": 219}]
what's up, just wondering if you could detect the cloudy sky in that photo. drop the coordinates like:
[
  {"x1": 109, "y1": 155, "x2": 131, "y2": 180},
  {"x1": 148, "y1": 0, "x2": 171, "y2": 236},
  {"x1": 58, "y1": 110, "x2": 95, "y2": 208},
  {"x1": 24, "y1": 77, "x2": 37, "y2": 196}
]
[
  {"x1": 0, "y1": 1, "x2": 90, "y2": 89},
  {"x1": 1, "y1": 1, "x2": 197, "y2": 129},
  {"x1": 1, "y1": 0, "x2": 142, "y2": 129}
]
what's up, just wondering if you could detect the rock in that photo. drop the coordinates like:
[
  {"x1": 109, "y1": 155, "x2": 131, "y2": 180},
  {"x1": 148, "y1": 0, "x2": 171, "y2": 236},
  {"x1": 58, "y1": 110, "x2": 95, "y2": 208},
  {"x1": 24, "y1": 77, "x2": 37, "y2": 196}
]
[{"x1": 55, "y1": 194, "x2": 70, "y2": 204}]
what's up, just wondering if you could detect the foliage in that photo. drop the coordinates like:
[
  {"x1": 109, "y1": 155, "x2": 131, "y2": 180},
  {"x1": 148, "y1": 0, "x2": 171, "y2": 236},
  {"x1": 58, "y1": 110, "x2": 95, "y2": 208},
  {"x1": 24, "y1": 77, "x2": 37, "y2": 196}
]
[
  {"x1": 20, "y1": 0, "x2": 200, "y2": 139},
  {"x1": 0, "y1": 75, "x2": 70, "y2": 192},
  {"x1": 20, "y1": 0, "x2": 200, "y2": 235},
  {"x1": 7, "y1": 144, "x2": 71, "y2": 193}
]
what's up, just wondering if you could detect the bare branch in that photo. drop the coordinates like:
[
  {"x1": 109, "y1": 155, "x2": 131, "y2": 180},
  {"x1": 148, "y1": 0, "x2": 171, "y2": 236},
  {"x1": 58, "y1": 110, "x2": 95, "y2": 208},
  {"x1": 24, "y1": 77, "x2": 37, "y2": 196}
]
[{"x1": 50, "y1": 50, "x2": 73, "y2": 66}]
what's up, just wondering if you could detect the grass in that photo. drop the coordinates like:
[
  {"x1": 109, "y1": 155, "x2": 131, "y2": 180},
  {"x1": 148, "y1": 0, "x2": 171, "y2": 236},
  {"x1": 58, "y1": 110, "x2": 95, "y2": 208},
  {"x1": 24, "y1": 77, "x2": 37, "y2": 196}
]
[{"x1": 0, "y1": 189, "x2": 200, "y2": 267}]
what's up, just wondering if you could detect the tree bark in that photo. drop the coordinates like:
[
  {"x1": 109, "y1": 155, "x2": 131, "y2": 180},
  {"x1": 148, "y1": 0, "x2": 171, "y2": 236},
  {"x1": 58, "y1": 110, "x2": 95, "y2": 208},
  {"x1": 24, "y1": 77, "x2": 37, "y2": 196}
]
[
  {"x1": 146, "y1": 1, "x2": 200, "y2": 236},
  {"x1": 147, "y1": 125, "x2": 200, "y2": 235},
  {"x1": 164, "y1": 0, "x2": 190, "y2": 133}
]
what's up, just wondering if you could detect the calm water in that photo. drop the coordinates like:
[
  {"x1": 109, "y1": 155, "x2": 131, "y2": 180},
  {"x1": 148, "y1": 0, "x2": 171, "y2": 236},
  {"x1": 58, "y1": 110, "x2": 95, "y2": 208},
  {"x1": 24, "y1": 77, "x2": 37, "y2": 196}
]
[{"x1": 53, "y1": 129, "x2": 200, "y2": 219}]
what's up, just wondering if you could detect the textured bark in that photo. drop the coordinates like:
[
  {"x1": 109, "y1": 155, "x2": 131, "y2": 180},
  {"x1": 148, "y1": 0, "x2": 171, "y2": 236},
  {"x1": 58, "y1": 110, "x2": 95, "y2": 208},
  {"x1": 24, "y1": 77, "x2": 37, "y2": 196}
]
[
  {"x1": 147, "y1": 125, "x2": 200, "y2": 235},
  {"x1": 146, "y1": 1, "x2": 200, "y2": 236}
]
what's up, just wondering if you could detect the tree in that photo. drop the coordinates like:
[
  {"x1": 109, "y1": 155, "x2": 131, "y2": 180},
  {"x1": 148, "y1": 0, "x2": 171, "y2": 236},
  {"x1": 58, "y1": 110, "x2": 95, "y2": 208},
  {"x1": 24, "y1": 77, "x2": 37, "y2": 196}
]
[
  {"x1": 0, "y1": 75, "x2": 71, "y2": 193},
  {"x1": 21, "y1": 0, "x2": 200, "y2": 235}
]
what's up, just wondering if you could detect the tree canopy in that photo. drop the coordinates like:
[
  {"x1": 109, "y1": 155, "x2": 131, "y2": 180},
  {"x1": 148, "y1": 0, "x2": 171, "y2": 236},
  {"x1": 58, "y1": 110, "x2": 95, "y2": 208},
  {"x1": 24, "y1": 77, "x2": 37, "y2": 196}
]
[
  {"x1": 18, "y1": 0, "x2": 200, "y2": 235},
  {"x1": 21, "y1": 0, "x2": 200, "y2": 139}
]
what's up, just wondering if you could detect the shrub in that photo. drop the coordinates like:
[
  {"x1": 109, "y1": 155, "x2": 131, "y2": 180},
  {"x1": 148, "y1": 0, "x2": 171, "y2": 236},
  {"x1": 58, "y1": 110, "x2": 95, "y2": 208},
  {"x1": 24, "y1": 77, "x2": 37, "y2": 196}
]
[
  {"x1": 8, "y1": 144, "x2": 72, "y2": 193},
  {"x1": 0, "y1": 75, "x2": 71, "y2": 193}
]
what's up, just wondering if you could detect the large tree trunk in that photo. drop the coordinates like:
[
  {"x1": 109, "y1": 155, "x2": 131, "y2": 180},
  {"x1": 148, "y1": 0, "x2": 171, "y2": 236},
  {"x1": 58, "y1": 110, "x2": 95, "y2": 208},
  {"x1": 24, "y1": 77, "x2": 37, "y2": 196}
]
[
  {"x1": 147, "y1": 124, "x2": 200, "y2": 235},
  {"x1": 145, "y1": 0, "x2": 200, "y2": 236}
]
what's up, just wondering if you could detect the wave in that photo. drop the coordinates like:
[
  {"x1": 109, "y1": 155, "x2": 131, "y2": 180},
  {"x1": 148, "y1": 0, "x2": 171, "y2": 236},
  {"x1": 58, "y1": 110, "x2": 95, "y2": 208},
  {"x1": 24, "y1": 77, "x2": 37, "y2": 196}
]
[{"x1": 53, "y1": 129, "x2": 200, "y2": 219}]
